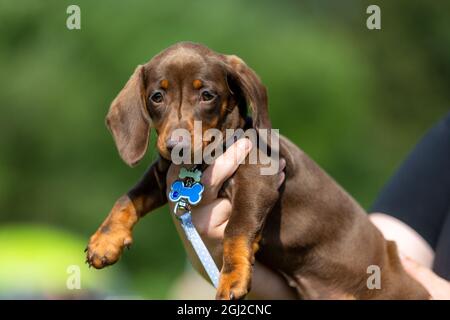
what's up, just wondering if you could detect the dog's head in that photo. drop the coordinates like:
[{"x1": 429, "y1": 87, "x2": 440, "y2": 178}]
[{"x1": 106, "y1": 42, "x2": 271, "y2": 166}]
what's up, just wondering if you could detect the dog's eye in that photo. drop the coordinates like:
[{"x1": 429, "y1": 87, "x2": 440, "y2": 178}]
[
  {"x1": 150, "y1": 92, "x2": 164, "y2": 104},
  {"x1": 200, "y1": 90, "x2": 216, "y2": 102}
]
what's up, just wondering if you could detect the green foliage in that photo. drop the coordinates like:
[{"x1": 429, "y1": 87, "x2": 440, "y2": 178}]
[
  {"x1": 0, "y1": 225, "x2": 124, "y2": 298},
  {"x1": 0, "y1": 0, "x2": 448, "y2": 298}
]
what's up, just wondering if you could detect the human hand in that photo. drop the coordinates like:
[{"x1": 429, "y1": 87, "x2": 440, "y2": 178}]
[
  {"x1": 369, "y1": 213, "x2": 450, "y2": 299},
  {"x1": 166, "y1": 138, "x2": 295, "y2": 299},
  {"x1": 401, "y1": 256, "x2": 450, "y2": 300}
]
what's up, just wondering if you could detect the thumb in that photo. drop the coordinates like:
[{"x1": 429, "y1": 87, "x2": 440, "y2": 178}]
[{"x1": 401, "y1": 256, "x2": 429, "y2": 280}]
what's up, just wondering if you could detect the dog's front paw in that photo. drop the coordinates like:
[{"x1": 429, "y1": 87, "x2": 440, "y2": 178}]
[
  {"x1": 216, "y1": 270, "x2": 251, "y2": 300},
  {"x1": 86, "y1": 224, "x2": 132, "y2": 269}
]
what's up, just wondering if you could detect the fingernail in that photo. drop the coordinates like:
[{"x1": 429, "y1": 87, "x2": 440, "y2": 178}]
[
  {"x1": 279, "y1": 158, "x2": 286, "y2": 171},
  {"x1": 243, "y1": 139, "x2": 252, "y2": 151},
  {"x1": 234, "y1": 139, "x2": 251, "y2": 164}
]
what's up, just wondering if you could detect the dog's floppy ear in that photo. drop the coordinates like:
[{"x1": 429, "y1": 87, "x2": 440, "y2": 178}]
[
  {"x1": 106, "y1": 65, "x2": 151, "y2": 167},
  {"x1": 223, "y1": 55, "x2": 271, "y2": 130}
]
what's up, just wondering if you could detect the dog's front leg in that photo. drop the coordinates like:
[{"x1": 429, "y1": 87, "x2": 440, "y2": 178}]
[
  {"x1": 86, "y1": 157, "x2": 170, "y2": 269},
  {"x1": 216, "y1": 165, "x2": 279, "y2": 300}
]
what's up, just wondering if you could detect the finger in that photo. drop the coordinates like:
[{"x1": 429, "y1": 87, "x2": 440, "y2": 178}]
[
  {"x1": 201, "y1": 138, "x2": 252, "y2": 201},
  {"x1": 191, "y1": 199, "x2": 232, "y2": 240},
  {"x1": 401, "y1": 256, "x2": 427, "y2": 276},
  {"x1": 203, "y1": 138, "x2": 252, "y2": 187},
  {"x1": 279, "y1": 158, "x2": 286, "y2": 173},
  {"x1": 401, "y1": 256, "x2": 435, "y2": 285},
  {"x1": 401, "y1": 256, "x2": 450, "y2": 300}
]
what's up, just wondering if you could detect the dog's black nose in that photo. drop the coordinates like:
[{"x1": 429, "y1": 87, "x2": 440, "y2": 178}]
[{"x1": 166, "y1": 137, "x2": 189, "y2": 152}]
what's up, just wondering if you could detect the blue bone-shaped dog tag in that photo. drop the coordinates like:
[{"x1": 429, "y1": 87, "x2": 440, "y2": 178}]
[{"x1": 169, "y1": 181, "x2": 204, "y2": 205}]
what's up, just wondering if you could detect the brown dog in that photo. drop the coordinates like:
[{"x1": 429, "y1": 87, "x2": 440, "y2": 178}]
[{"x1": 86, "y1": 42, "x2": 429, "y2": 300}]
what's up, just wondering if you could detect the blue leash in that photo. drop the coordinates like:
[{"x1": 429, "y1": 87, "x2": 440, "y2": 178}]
[
  {"x1": 179, "y1": 212, "x2": 220, "y2": 287},
  {"x1": 169, "y1": 167, "x2": 220, "y2": 288}
]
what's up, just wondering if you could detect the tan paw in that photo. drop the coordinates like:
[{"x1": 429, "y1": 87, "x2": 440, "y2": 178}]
[
  {"x1": 85, "y1": 224, "x2": 132, "y2": 269},
  {"x1": 216, "y1": 270, "x2": 251, "y2": 300}
]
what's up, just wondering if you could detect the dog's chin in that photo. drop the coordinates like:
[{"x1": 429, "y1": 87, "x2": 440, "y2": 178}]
[
  {"x1": 158, "y1": 148, "x2": 173, "y2": 161},
  {"x1": 158, "y1": 146, "x2": 202, "y2": 164}
]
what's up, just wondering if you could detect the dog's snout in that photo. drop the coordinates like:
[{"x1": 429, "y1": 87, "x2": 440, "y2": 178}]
[{"x1": 166, "y1": 137, "x2": 189, "y2": 151}]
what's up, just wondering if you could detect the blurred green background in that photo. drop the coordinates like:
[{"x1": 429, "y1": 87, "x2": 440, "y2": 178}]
[{"x1": 0, "y1": 0, "x2": 448, "y2": 298}]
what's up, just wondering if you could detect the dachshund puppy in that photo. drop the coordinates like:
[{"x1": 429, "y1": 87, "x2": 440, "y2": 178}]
[{"x1": 87, "y1": 42, "x2": 429, "y2": 300}]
